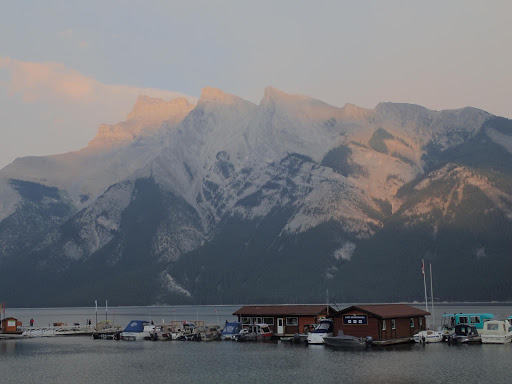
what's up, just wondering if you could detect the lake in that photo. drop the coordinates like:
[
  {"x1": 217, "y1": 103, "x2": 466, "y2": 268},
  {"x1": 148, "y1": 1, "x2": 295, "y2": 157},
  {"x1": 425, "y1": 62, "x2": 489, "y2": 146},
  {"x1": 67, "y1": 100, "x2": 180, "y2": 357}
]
[{"x1": 1, "y1": 304, "x2": 511, "y2": 383}]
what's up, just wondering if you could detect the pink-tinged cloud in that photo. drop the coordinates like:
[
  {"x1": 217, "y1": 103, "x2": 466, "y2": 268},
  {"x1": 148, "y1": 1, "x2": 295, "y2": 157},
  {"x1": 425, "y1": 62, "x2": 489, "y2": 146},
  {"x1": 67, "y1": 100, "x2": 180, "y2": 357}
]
[
  {"x1": 0, "y1": 57, "x2": 196, "y2": 169},
  {"x1": 0, "y1": 57, "x2": 195, "y2": 104}
]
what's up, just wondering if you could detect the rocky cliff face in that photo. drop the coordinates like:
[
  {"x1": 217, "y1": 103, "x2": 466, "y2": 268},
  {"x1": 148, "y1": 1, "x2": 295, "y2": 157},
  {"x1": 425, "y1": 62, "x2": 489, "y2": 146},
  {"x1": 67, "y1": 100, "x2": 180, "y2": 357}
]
[{"x1": 0, "y1": 88, "x2": 510, "y2": 306}]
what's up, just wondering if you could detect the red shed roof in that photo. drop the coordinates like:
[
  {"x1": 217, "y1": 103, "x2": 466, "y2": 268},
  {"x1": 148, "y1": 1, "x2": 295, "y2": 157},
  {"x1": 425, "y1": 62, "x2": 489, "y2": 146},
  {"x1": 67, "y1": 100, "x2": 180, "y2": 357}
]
[
  {"x1": 233, "y1": 305, "x2": 335, "y2": 316},
  {"x1": 336, "y1": 304, "x2": 430, "y2": 319}
]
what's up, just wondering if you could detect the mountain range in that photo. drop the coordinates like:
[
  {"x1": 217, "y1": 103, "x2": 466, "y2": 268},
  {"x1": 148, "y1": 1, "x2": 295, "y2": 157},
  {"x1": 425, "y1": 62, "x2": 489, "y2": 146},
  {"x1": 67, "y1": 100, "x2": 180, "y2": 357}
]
[{"x1": 1, "y1": 87, "x2": 511, "y2": 307}]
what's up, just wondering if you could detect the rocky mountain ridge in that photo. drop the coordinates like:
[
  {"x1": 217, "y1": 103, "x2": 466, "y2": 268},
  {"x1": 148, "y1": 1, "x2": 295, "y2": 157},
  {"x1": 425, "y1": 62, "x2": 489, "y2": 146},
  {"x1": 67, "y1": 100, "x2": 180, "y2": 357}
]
[{"x1": 0, "y1": 87, "x2": 510, "y2": 306}]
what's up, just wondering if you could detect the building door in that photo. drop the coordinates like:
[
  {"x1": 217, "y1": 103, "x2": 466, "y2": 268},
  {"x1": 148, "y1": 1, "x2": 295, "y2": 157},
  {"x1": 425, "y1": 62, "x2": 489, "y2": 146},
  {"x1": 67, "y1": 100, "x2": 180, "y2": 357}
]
[{"x1": 277, "y1": 318, "x2": 284, "y2": 334}]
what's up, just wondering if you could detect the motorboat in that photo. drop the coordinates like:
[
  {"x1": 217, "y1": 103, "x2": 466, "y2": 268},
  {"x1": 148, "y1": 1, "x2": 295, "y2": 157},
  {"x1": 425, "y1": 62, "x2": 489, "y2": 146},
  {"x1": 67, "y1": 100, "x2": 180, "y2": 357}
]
[
  {"x1": 480, "y1": 320, "x2": 512, "y2": 344},
  {"x1": 413, "y1": 329, "x2": 443, "y2": 343},
  {"x1": 220, "y1": 322, "x2": 242, "y2": 340},
  {"x1": 197, "y1": 325, "x2": 221, "y2": 341},
  {"x1": 448, "y1": 324, "x2": 481, "y2": 344},
  {"x1": 323, "y1": 330, "x2": 370, "y2": 347},
  {"x1": 120, "y1": 320, "x2": 154, "y2": 340},
  {"x1": 306, "y1": 319, "x2": 333, "y2": 344},
  {"x1": 440, "y1": 313, "x2": 493, "y2": 340},
  {"x1": 236, "y1": 323, "x2": 272, "y2": 341}
]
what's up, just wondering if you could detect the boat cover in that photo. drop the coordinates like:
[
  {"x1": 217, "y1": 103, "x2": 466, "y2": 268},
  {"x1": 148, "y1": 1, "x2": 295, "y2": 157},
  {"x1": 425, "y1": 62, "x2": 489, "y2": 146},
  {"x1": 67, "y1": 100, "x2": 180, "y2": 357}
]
[
  {"x1": 123, "y1": 320, "x2": 150, "y2": 333},
  {"x1": 222, "y1": 322, "x2": 242, "y2": 335}
]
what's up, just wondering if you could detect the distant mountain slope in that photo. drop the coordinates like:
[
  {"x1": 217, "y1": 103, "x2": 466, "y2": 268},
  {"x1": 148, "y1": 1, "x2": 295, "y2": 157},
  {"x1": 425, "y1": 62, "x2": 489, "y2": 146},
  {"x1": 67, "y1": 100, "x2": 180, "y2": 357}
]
[{"x1": 0, "y1": 88, "x2": 510, "y2": 307}]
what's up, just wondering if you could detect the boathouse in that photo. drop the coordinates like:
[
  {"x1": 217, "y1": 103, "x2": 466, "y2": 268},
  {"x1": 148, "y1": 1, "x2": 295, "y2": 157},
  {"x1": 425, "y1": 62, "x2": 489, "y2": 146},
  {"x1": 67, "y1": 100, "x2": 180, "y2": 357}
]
[
  {"x1": 1, "y1": 317, "x2": 22, "y2": 333},
  {"x1": 233, "y1": 305, "x2": 336, "y2": 336},
  {"x1": 332, "y1": 304, "x2": 429, "y2": 345}
]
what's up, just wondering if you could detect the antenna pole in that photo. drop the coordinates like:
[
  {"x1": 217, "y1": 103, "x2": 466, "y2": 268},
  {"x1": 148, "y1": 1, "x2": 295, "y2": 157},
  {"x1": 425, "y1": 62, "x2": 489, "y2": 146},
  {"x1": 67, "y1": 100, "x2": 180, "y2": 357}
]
[
  {"x1": 422, "y1": 259, "x2": 428, "y2": 329},
  {"x1": 430, "y1": 264, "x2": 435, "y2": 330}
]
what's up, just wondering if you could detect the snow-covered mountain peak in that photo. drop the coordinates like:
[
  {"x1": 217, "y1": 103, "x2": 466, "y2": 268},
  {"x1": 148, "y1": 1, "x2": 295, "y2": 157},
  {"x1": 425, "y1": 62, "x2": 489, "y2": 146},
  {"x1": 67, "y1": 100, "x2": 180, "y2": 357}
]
[
  {"x1": 127, "y1": 95, "x2": 194, "y2": 121},
  {"x1": 260, "y1": 86, "x2": 314, "y2": 105},
  {"x1": 88, "y1": 95, "x2": 195, "y2": 149},
  {"x1": 198, "y1": 87, "x2": 250, "y2": 107}
]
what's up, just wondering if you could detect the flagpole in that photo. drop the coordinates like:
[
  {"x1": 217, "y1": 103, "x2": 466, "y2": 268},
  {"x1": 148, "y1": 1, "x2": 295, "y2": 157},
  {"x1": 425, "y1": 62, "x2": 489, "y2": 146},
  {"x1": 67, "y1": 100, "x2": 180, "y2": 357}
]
[
  {"x1": 430, "y1": 263, "x2": 435, "y2": 330},
  {"x1": 422, "y1": 259, "x2": 428, "y2": 329}
]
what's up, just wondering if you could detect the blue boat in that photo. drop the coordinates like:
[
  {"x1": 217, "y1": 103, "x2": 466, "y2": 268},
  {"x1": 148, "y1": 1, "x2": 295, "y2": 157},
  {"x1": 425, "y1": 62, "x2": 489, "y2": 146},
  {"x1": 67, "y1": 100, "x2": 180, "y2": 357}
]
[
  {"x1": 120, "y1": 320, "x2": 153, "y2": 341},
  {"x1": 220, "y1": 322, "x2": 242, "y2": 340}
]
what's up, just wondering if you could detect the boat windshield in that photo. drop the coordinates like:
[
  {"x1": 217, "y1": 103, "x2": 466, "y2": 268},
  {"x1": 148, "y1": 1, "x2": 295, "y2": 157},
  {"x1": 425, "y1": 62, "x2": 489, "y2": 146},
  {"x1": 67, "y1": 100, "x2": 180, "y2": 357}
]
[
  {"x1": 260, "y1": 326, "x2": 271, "y2": 333},
  {"x1": 313, "y1": 322, "x2": 332, "y2": 333}
]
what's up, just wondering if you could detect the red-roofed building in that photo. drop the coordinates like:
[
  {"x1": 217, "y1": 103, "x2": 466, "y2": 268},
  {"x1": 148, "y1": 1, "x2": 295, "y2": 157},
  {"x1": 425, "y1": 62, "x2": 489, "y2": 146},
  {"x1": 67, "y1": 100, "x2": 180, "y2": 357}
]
[
  {"x1": 332, "y1": 304, "x2": 430, "y2": 345},
  {"x1": 233, "y1": 305, "x2": 335, "y2": 337}
]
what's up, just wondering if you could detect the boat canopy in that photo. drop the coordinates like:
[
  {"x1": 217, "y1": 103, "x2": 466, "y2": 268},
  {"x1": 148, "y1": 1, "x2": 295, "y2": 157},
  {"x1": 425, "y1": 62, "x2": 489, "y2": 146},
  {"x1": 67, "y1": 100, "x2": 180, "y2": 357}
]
[
  {"x1": 123, "y1": 320, "x2": 150, "y2": 333},
  {"x1": 222, "y1": 322, "x2": 242, "y2": 335}
]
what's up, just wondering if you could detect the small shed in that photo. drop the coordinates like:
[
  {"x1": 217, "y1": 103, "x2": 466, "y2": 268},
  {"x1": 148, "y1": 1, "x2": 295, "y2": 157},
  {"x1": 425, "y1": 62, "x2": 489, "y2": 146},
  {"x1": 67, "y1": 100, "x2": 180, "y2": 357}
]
[
  {"x1": 233, "y1": 305, "x2": 336, "y2": 336},
  {"x1": 1, "y1": 317, "x2": 22, "y2": 334},
  {"x1": 332, "y1": 304, "x2": 429, "y2": 345}
]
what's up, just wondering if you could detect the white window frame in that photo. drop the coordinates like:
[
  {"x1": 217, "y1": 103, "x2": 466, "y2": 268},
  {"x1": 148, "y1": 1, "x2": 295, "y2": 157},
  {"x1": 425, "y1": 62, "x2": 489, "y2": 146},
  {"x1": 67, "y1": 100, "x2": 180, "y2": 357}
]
[
  {"x1": 286, "y1": 317, "x2": 298, "y2": 326},
  {"x1": 241, "y1": 317, "x2": 251, "y2": 325},
  {"x1": 263, "y1": 317, "x2": 274, "y2": 325},
  {"x1": 252, "y1": 317, "x2": 262, "y2": 324},
  {"x1": 410, "y1": 318, "x2": 414, "y2": 328},
  {"x1": 391, "y1": 319, "x2": 396, "y2": 330},
  {"x1": 382, "y1": 320, "x2": 386, "y2": 331}
]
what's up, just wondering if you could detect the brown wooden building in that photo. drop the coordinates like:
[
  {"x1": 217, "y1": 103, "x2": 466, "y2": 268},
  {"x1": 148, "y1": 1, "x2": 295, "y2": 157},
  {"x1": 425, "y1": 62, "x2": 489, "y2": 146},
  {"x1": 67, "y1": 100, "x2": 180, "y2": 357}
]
[
  {"x1": 1, "y1": 317, "x2": 22, "y2": 334},
  {"x1": 332, "y1": 304, "x2": 429, "y2": 345},
  {"x1": 233, "y1": 305, "x2": 336, "y2": 336}
]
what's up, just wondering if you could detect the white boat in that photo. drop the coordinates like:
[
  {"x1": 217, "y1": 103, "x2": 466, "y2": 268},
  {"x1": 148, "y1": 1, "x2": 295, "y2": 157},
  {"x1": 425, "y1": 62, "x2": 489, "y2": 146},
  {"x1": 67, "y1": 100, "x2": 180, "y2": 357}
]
[
  {"x1": 480, "y1": 320, "x2": 512, "y2": 344},
  {"x1": 306, "y1": 319, "x2": 333, "y2": 344},
  {"x1": 413, "y1": 329, "x2": 443, "y2": 343},
  {"x1": 236, "y1": 323, "x2": 273, "y2": 341},
  {"x1": 120, "y1": 320, "x2": 154, "y2": 340}
]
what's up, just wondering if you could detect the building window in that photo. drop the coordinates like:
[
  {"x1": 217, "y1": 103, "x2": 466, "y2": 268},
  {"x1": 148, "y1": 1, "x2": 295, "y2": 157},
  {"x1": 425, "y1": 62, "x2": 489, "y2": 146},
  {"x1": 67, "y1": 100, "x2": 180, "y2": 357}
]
[
  {"x1": 410, "y1": 318, "x2": 415, "y2": 328},
  {"x1": 263, "y1": 317, "x2": 274, "y2": 325},
  {"x1": 286, "y1": 317, "x2": 298, "y2": 326},
  {"x1": 252, "y1": 317, "x2": 262, "y2": 324},
  {"x1": 382, "y1": 320, "x2": 386, "y2": 331},
  {"x1": 391, "y1": 319, "x2": 396, "y2": 330},
  {"x1": 419, "y1": 317, "x2": 423, "y2": 328},
  {"x1": 241, "y1": 317, "x2": 251, "y2": 325}
]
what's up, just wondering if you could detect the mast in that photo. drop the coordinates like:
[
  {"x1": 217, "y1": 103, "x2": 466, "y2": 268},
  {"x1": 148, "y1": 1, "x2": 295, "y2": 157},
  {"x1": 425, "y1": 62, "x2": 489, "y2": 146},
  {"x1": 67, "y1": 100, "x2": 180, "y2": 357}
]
[
  {"x1": 422, "y1": 259, "x2": 428, "y2": 328},
  {"x1": 430, "y1": 263, "x2": 435, "y2": 330}
]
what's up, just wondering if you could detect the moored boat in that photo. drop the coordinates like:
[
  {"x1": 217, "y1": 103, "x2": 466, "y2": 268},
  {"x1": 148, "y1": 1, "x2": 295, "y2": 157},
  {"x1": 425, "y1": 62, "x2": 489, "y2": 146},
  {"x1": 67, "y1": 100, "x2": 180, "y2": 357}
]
[
  {"x1": 120, "y1": 320, "x2": 153, "y2": 340},
  {"x1": 413, "y1": 329, "x2": 443, "y2": 343},
  {"x1": 440, "y1": 313, "x2": 493, "y2": 340},
  {"x1": 236, "y1": 323, "x2": 272, "y2": 341},
  {"x1": 448, "y1": 324, "x2": 481, "y2": 344},
  {"x1": 323, "y1": 331, "x2": 370, "y2": 348},
  {"x1": 480, "y1": 320, "x2": 512, "y2": 344},
  {"x1": 306, "y1": 319, "x2": 333, "y2": 344},
  {"x1": 220, "y1": 322, "x2": 242, "y2": 340}
]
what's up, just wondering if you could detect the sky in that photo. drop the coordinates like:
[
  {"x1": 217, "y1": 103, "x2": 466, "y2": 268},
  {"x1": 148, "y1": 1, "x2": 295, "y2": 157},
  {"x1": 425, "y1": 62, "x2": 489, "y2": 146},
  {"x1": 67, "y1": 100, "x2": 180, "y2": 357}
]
[{"x1": 0, "y1": 0, "x2": 511, "y2": 169}]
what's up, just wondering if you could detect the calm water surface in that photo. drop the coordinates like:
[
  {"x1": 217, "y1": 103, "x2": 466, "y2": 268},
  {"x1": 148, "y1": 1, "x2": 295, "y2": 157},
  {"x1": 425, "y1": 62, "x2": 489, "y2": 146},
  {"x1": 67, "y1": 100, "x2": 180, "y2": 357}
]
[{"x1": 1, "y1": 304, "x2": 511, "y2": 383}]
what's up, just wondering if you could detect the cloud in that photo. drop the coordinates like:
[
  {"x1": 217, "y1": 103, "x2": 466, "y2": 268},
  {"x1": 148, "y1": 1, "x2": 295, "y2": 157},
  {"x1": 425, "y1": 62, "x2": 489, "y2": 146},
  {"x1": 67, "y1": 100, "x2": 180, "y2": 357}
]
[
  {"x1": 0, "y1": 57, "x2": 196, "y2": 169},
  {"x1": 0, "y1": 56, "x2": 195, "y2": 104}
]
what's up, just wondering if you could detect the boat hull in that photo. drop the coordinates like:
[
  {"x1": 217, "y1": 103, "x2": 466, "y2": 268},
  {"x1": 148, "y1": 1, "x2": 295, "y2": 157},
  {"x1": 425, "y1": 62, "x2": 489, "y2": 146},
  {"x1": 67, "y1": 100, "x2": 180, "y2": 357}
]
[
  {"x1": 481, "y1": 335, "x2": 512, "y2": 344},
  {"x1": 323, "y1": 335, "x2": 367, "y2": 347},
  {"x1": 307, "y1": 332, "x2": 332, "y2": 344},
  {"x1": 413, "y1": 331, "x2": 443, "y2": 343}
]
